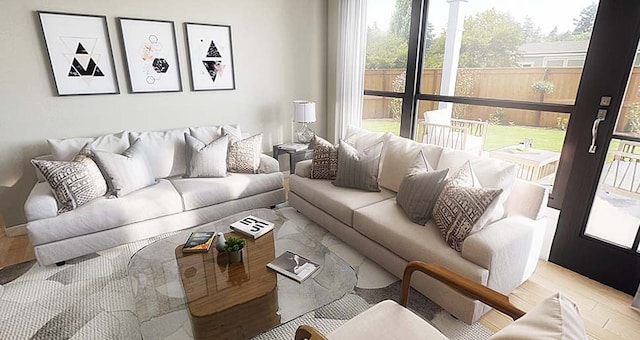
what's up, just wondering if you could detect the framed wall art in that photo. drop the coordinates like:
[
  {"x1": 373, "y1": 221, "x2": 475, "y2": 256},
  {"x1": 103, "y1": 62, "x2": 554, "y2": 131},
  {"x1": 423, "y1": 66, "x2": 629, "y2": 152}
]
[
  {"x1": 185, "y1": 23, "x2": 236, "y2": 91},
  {"x1": 38, "y1": 11, "x2": 119, "y2": 96},
  {"x1": 119, "y1": 18, "x2": 182, "y2": 93}
]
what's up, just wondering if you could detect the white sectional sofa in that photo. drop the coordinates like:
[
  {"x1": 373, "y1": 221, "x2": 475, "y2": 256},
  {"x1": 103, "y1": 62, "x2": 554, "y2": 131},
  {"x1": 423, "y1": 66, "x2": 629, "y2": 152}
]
[
  {"x1": 25, "y1": 126, "x2": 285, "y2": 266},
  {"x1": 288, "y1": 130, "x2": 548, "y2": 324}
]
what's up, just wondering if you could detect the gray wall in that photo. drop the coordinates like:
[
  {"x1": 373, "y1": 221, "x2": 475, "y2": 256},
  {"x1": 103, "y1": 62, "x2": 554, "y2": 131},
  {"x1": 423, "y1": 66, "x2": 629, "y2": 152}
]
[{"x1": 0, "y1": 0, "x2": 328, "y2": 226}]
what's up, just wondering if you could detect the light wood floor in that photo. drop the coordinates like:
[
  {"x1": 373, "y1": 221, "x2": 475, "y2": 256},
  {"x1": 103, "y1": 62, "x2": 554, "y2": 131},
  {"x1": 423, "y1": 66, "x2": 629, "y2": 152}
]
[{"x1": 1, "y1": 226, "x2": 638, "y2": 338}]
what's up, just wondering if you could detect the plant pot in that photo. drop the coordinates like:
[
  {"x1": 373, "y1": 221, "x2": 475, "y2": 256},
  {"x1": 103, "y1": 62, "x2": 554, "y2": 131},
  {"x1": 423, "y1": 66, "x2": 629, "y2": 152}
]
[{"x1": 228, "y1": 249, "x2": 243, "y2": 263}]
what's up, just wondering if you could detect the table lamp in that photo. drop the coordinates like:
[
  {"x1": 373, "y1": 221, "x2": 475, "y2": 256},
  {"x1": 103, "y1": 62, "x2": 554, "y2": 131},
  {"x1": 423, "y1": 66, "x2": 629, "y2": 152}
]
[{"x1": 293, "y1": 100, "x2": 316, "y2": 143}]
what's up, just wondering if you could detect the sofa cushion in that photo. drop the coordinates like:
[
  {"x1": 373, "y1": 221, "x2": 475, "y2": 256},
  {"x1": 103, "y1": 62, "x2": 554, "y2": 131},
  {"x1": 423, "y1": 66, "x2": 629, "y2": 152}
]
[
  {"x1": 170, "y1": 172, "x2": 284, "y2": 211},
  {"x1": 378, "y1": 135, "x2": 423, "y2": 192},
  {"x1": 432, "y1": 163, "x2": 502, "y2": 251},
  {"x1": 344, "y1": 125, "x2": 391, "y2": 150},
  {"x1": 226, "y1": 133, "x2": 262, "y2": 174},
  {"x1": 26, "y1": 179, "x2": 183, "y2": 245},
  {"x1": 396, "y1": 152, "x2": 449, "y2": 225},
  {"x1": 353, "y1": 198, "x2": 488, "y2": 284},
  {"x1": 48, "y1": 131, "x2": 130, "y2": 161},
  {"x1": 129, "y1": 127, "x2": 189, "y2": 178},
  {"x1": 290, "y1": 175, "x2": 395, "y2": 226},
  {"x1": 490, "y1": 293, "x2": 587, "y2": 340},
  {"x1": 184, "y1": 134, "x2": 228, "y2": 178},
  {"x1": 310, "y1": 135, "x2": 339, "y2": 180},
  {"x1": 190, "y1": 124, "x2": 240, "y2": 143},
  {"x1": 333, "y1": 140, "x2": 383, "y2": 192},
  {"x1": 30, "y1": 147, "x2": 107, "y2": 213},
  {"x1": 93, "y1": 139, "x2": 158, "y2": 197}
]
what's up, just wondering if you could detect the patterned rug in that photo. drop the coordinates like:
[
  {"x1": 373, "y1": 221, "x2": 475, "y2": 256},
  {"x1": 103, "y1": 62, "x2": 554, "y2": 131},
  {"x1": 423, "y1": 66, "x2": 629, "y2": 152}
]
[{"x1": 0, "y1": 207, "x2": 493, "y2": 339}]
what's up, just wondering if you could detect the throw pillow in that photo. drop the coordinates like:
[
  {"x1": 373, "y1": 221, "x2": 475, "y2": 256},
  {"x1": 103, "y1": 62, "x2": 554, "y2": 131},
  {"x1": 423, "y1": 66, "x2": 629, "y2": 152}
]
[
  {"x1": 396, "y1": 151, "x2": 449, "y2": 225},
  {"x1": 490, "y1": 293, "x2": 587, "y2": 340},
  {"x1": 190, "y1": 124, "x2": 241, "y2": 143},
  {"x1": 184, "y1": 133, "x2": 229, "y2": 178},
  {"x1": 31, "y1": 145, "x2": 107, "y2": 213},
  {"x1": 226, "y1": 133, "x2": 262, "y2": 174},
  {"x1": 432, "y1": 162, "x2": 502, "y2": 251},
  {"x1": 93, "y1": 138, "x2": 157, "y2": 197},
  {"x1": 310, "y1": 135, "x2": 339, "y2": 179},
  {"x1": 332, "y1": 140, "x2": 383, "y2": 192}
]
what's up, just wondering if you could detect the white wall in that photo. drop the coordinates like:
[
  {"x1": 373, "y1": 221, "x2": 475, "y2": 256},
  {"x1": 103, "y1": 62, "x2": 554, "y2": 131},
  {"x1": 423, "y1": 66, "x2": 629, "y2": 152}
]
[{"x1": 0, "y1": 0, "x2": 327, "y2": 226}]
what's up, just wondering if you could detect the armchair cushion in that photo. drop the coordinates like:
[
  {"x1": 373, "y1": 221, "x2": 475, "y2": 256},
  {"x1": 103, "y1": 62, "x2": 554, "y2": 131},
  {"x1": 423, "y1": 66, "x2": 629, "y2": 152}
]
[
  {"x1": 490, "y1": 293, "x2": 587, "y2": 340},
  {"x1": 327, "y1": 300, "x2": 448, "y2": 340}
]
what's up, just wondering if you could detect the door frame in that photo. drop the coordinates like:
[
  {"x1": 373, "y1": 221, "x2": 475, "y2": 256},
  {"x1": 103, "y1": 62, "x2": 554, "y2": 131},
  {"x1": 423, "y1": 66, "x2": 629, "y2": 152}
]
[{"x1": 549, "y1": 0, "x2": 640, "y2": 295}]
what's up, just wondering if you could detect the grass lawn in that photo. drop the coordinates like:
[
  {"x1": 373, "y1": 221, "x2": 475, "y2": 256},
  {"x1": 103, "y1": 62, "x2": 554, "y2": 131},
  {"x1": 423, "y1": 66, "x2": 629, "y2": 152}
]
[{"x1": 362, "y1": 119, "x2": 567, "y2": 152}]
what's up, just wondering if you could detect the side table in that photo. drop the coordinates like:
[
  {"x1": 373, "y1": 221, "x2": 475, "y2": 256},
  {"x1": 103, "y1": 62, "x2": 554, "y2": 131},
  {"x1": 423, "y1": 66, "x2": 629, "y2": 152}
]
[{"x1": 273, "y1": 143, "x2": 313, "y2": 174}]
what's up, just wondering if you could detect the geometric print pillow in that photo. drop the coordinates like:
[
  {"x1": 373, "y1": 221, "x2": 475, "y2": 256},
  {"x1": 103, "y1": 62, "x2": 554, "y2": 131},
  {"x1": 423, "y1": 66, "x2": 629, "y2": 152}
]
[
  {"x1": 30, "y1": 144, "x2": 107, "y2": 213},
  {"x1": 310, "y1": 135, "x2": 339, "y2": 179},
  {"x1": 432, "y1": 162, "x2": 502, "y2": 251},
  {"x1": 226, "y1": 133, "x2": 263, "y2": 174}
]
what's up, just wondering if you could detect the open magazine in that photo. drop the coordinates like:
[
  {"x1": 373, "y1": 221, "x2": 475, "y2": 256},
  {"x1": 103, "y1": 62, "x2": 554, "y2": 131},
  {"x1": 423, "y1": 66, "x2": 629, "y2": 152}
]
[{"x1": 267, "y1": 251, "x2": 319, "y2": 282}]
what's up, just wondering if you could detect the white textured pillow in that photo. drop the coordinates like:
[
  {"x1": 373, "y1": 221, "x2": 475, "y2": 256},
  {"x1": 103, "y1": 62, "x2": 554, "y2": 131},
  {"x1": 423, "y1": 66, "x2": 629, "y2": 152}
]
[
  {"x1": 93, "y1": 139, "x2": 157, "y2": 197},
  {"x1": 129, "y1": 128, "x2": 189, "y2": 178},
  {"x1": 190, "y1": 124, "x2": 240, "y2": 143},
  {"x1": 344, "y1": 125, "x2": 392, "y2": 150},
  {"x1": 470, "y1": 158, "x2": 518, "y2": 232},
  {"x1": 435, "y1": 148, "x2": 480, "y2": 175},
  {"x1": 226, "y1": 133, "x2": 263, "y2": 174},
  {"x1": 184, "y1": 134, "x2": 228, "y2": 178},
  {"x1": 48, "y1": 131, "x2": 130, "y2": 161},
  {"x1": 490, "y1": 293, "x2": 587, "y2": 340}
]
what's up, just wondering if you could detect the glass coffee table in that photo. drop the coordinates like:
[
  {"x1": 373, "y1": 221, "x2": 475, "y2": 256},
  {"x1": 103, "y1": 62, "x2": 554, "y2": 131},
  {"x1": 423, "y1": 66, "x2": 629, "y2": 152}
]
[{"x1": 128, "y1": 209, "x2": 356, "y2": 339}]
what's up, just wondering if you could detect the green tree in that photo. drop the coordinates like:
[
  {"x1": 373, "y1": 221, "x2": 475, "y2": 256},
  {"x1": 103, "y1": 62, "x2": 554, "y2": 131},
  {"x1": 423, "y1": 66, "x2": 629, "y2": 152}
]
[
  {"x1": 389, "y1": 0, "x2": 412, "y2": 40},
  {"x1": 573, "y1": 2, "x2": 597, "y2": 35},
  {"x1": 365, "y1": 25, "x2": 408, "y2": 69},
  {"x1": 424, "y1": 9, "x2": 525, "y2": 68}
]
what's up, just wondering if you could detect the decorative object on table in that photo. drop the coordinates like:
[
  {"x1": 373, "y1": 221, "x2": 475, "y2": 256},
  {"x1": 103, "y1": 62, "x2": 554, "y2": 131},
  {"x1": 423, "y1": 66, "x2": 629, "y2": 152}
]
[
  {"x1": 37, "y1": 11, "x2": 119, "y2": 96},
  {"x1": 230, "y1": 215, "x2": 274, "y2": 239},
  {"x1": 215, "y1": 232, "x2": 227, "y2": 252},
  {"x1": 278, "y1": 143, "x2": 308, "y2": 152},
  {"x1": 118, "y1": 17, "x2": 182, "y2": 93},
  {"x1": 267, "y1": 250, "x2": 319, "y2": 283},
  {"x1": 185, "y1": 23, "x2": 236, "y2": 91},
  {"x1": 293, "y1": 100, "x2": 317, "y2": 143},
  {"x1": 223, "y1": 236, "x2": 246, "y2": 263},
  {"x1": 517, "y1": 138, "x2": 533, "y2": 151},
  {"x1": 182, "y1": 231, "x2": 215, "y2": 253}
]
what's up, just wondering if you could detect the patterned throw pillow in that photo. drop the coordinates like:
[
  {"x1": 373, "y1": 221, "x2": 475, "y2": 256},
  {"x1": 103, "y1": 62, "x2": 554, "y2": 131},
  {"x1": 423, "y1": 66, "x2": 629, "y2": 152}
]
[
  {"x1": 93, "y1": 139, "x2": 157, "y2": 197},
  {"x1": 184, "y1": 134, "x2": 229, "y2": 178},
  {"x1": 396, "y1": 151, "x2": 449, "y2": 225},
  {"x1": 432, "y1": 162, "x2": 502, "y2": 251},
  {"x1": 310, "y1": 136, "x2": 339, "y2": 179},
  {"x1": 332, "y1": 140, "x2": 383, "y2": 192},
  {"x1": 31, "y1": 145, "x2": 107, "y2": 213},
  {"x1": 226, "y1": 133, "x2": 262, "y2": 174}
]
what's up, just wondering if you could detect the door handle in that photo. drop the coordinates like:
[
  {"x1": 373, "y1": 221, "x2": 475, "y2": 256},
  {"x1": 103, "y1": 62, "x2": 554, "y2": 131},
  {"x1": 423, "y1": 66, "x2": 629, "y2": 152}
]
[{"x1": 589, "y1": 109, "x2": 607, "y2": 154}]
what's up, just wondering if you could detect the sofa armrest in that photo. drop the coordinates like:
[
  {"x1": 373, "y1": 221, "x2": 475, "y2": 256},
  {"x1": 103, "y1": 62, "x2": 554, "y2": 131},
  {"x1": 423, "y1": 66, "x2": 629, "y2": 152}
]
[
  {"x1": 461, "y1": 216, "x2": 546, "y2": 294},
  {"x1": 505, "y1": 179, "x2": 548, "y2": 220},
  {"x1": 295, "y1": 159, "x2": 312, "y2": 178},
  {"x1": 258, "y1": 154, "x2": 280, "y2": 174},
  {"x1": 24, "y1": 182, "x2": 58, "y2": 221}
]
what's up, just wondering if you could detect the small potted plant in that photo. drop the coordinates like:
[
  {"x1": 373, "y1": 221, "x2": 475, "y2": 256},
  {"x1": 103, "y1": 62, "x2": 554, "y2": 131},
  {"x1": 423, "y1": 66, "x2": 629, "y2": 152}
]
[{"x1": 224, "y1": 236, "x2": 246, "y2": 263}]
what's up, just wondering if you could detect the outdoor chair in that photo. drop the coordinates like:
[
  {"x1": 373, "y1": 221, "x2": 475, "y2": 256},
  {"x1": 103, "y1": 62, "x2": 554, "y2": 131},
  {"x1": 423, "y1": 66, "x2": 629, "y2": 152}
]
[
  {"x1": 295, "y1": 261, "x2": 588, "y2": 340},
  {"x1": 416, "y1": 108, "x2": 488, "y2": 155}
]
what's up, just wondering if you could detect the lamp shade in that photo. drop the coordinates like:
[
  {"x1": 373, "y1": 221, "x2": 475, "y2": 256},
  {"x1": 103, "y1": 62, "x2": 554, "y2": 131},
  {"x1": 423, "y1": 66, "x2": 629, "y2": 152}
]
[{"x1": 293, "y1": 100, "x2": 316, "y2": 123}]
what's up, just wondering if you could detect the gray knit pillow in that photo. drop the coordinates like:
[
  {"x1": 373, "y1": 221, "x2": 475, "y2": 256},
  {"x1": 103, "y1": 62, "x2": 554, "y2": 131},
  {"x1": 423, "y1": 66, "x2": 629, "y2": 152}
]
[
  {"x1": 93, "y1": 139, "x2": 157, "y2": 197},
  {"x1": 396, "y1": 151, "x2": 448, "y2": 225},
  {"x1": 184, "y1": 134, "x2": 228, "y2": 178},
  {"x1": 31, "y1": 144, "x2": 107, "y2": 213},
  {"x1": 332, "y1": 140, "x2": 383, "y2": 192}
]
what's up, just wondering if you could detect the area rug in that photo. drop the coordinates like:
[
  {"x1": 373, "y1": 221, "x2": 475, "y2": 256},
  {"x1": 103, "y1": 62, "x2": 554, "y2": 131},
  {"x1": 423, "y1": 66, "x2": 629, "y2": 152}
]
[{"x1": 0, "y1": 206, "x2": 493, "y2": 339}]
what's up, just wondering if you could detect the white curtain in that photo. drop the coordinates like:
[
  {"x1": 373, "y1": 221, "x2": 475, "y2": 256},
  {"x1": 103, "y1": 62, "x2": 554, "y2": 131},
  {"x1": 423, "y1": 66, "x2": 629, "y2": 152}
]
[
  {"x1": 633, "y1": 282, "x2": 640, "y2": 308},
  {"x1": 335, "y1": 0, "x2": 368, "y2": 141}
]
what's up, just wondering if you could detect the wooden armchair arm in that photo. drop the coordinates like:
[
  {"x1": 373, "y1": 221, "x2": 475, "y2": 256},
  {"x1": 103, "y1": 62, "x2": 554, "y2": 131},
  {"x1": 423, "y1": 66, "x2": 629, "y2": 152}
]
[
  {"x1": 295, "y1": 324, "x2": 328, "y2": 340},
  {"x1": 400, "y1": 261, "x2": 525, "y2": 320}
]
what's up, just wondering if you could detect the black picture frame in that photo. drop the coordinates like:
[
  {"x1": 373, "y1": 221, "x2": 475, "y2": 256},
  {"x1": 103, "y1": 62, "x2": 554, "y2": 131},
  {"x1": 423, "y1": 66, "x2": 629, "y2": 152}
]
[
  {"x1": 118, "y1": 17, "x2": 182, "y2": 93},
  {"x1": 37, "y1": 11, "x2": 120, "y2": 96},
  {"x1": 185, "y1": 22, "x2": 236, "y2": 91}
]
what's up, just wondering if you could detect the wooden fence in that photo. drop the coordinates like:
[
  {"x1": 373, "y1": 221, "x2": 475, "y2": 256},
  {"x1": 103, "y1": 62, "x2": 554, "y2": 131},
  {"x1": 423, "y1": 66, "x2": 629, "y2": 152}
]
[{"x1": 364, "y1": 67, "x2": 640, "y2": 132}]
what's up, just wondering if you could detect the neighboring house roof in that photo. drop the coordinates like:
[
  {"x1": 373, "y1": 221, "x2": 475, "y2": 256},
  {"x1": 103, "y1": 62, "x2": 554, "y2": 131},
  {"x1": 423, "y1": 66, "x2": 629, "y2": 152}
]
[{"x1": 518, "y1": 40, "x2": 589, "y2": 55}]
